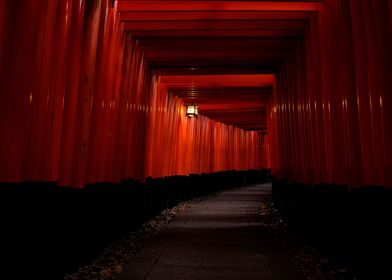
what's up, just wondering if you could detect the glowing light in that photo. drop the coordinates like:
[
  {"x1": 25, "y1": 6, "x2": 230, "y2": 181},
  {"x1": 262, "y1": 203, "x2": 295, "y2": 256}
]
[{"x1": 186, "y1": 104, "x2": 199, "y2": 118}]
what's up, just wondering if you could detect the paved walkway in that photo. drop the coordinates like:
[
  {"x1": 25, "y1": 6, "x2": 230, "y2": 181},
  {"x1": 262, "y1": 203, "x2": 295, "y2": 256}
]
[{"x1": 118, "y1": 184, "x2": 301, "y2": 280}]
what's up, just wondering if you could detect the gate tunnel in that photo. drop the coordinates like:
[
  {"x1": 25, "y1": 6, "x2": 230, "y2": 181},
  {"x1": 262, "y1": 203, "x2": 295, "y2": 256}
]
[{"x1": 0, "y1": 0, "x2": 391, "y2": 279}]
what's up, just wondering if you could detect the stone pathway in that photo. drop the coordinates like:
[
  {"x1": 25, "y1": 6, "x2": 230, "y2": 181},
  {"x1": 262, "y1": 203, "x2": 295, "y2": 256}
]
[{"x1": 118, "y1": 184, "x2": 301, "y2": 280}]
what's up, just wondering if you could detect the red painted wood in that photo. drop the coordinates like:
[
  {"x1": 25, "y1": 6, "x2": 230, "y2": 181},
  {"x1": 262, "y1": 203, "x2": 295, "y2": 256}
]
[
  {"x1": 58, "y1": 0, "x2": 86, "y2": 186},
  {"x1": 1, "y1": 0, "x2": 391, "y2": 189},
  {"x1": 120, "y1": 11, "x2": 314, "y2": 21},
  {"x1": 117, "y1": 1, "x2": 321, "y2": 12},
  {"x1": 47, "y1": 0, "x2": 74, "y2": 182},
  {"x1": 70, "y1": 0, "x2": 102, "y2": 187},
  {"x1": 122, "y1": 19, "x2": 306, "y2": 31},
  {"x1": 269, "y1": 0, "x2": 392, "y2": 187},
  {"x1": 126, "y1": 29, "x2": 303, "y2": 38}
]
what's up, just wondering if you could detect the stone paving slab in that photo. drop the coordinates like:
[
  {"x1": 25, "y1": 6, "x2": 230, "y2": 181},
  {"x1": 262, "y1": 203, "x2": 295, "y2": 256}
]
[{"x1": 118, "y1": 184, "x2": 302, "y2": 280}]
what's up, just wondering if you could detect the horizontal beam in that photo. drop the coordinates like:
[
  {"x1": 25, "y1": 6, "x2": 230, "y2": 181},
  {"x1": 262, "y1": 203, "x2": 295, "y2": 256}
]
[
  {"x1": 139, "y1": 37, "x2": 299, "y2": 49},
  {"x1": 178, "y1": 99, "x2": 269, "y2": 103},
  {"x1": 117, "y1": 1, "x2": 322, "y2": 12},
  {"x1": 152, "y1": 66, "x2": 276, "y2": 75},
  {"x1": 172, "y1": 85, "x2": 273, "y2": 91},
  {"x1": 176, "y1": 91, "x2": 272, "y2": 97},
  {"x1": 120, "y1": 11, "x2": 315, "y2": 21},
  {"x1": 122, "y1": 19, "x2": 306, "y2": 31},
  {"x1": 143, "y1": 51, "x2": 291, "y2": 59},
  {"x1": 160, "y1": 74, "x2": 274, "y2": 85},
  {"x1": 128, "y1": 29, "x2": 303, "y2": 37}
]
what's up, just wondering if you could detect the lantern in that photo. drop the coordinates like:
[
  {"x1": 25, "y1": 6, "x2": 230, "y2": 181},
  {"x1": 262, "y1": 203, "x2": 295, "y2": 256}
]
[{"x1": 186, "y1": 104, "x2": 199, "y2": 118}]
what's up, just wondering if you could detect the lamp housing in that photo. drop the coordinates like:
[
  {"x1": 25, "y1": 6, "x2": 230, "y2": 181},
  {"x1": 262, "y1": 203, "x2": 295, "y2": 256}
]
[{"x1": 186, "y1": 104, "x2": 199, "y2": 118}]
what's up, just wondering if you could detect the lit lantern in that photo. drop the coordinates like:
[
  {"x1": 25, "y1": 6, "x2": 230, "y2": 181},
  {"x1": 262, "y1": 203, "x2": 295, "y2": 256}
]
[{"x1": 186, "y1": 104, "x2": 199, "y2": 118}]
